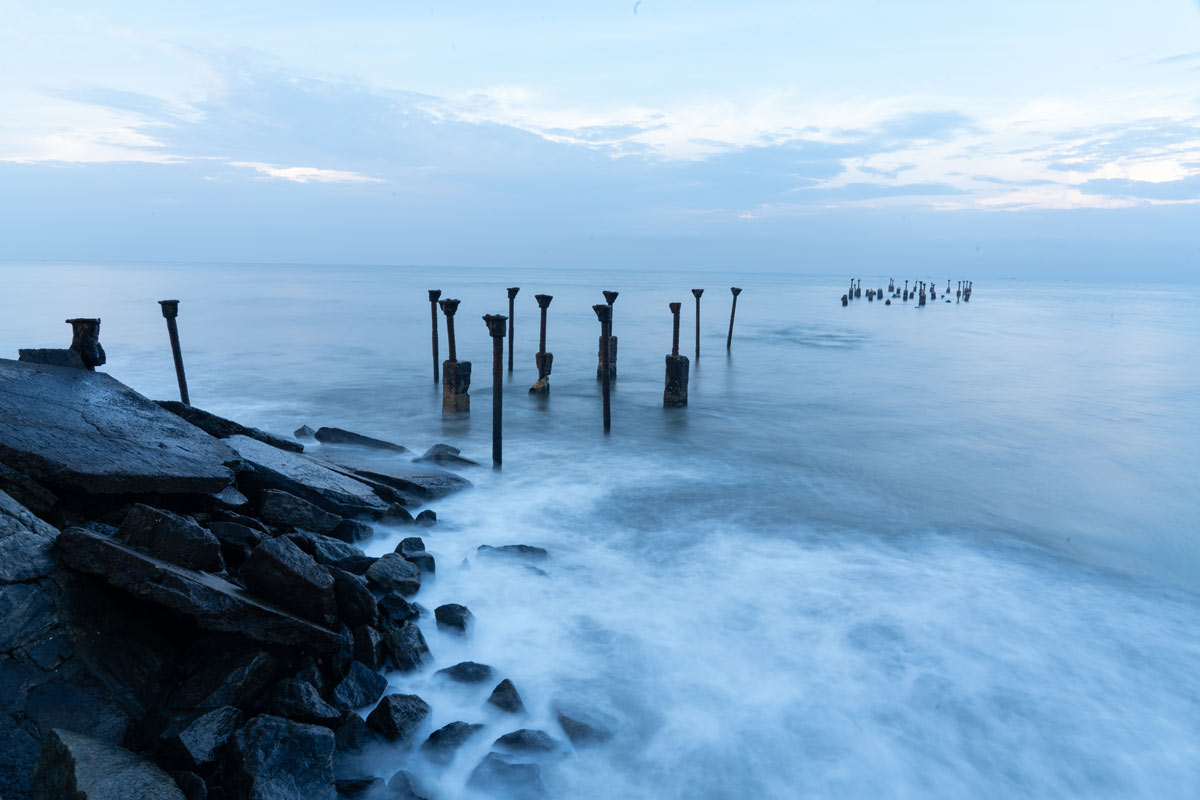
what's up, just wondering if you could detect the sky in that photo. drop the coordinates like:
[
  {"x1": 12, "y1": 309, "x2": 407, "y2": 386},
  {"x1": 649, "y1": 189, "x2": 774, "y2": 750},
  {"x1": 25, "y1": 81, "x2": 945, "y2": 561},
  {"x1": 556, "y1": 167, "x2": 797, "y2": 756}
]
[{"x1": 1, "y1": 0, "x2": 1199, "y2": 277}]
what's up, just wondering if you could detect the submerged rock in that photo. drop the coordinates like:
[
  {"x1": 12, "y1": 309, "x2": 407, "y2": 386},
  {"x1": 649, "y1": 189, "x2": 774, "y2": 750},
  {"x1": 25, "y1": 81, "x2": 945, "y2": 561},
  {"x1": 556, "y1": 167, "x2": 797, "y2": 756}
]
[
  {"x1": 386, "y1": 770, "x2": 430, "y2": 800},
  {"x1": 414, "y1": 444, "x2": 480, "y2": 468},
  {"x1": 315, "y1": 427, "x2": 407, "y2": 452},
  {"x1": 365, "y1": 694, "x2": 430, "y2": 743},
  {"x1": 494, "y1": 729, "x2": 558, "y2": 754},
  {"x1": 467, "y1": 753, "x2": 546, "y2": 799},
  {"x1": 225, "y1": 715, "x2": 336, "y2": 800},
  {"x1": 435, "y1": 603, "x2": 472, "y2": 634},
  {"x1": 57, "y1": 527, "x2": 341, "y2": 651},
  {"x1": 32, "y1": 728, "x2": 186, "y2": 800},
  {"x1": 295, "y1": 424, "x2": 317, "y2": 440},
  {"x1": 486, "y1": 679, "x2": 524, "y2": 714},
  {"x1": 421, "y1": 721, "x2": 484, "y2": 765},
  {"x1": 415, "y1": 510, "x2": 437, "y2": 527},
  {"x1": 157, "y1": 400, "x2": 303, "y2": 453},
  {"x1": 555, "y1": 707, "x2": 616, "y2": 746},
  {"x1": 435, "y1": 661, "x2": 494, "y2": 684}
]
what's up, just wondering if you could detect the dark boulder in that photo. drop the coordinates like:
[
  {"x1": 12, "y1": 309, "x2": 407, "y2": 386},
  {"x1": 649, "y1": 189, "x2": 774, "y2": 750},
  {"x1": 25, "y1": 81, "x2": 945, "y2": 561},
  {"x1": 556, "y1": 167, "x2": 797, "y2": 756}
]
[
  {"x1": 0, "y1": 461, "x2": 57, "y2": 517},
  {"x1": 415, "y1": 510, "x2": 437, "y2": 527},
  {"x1": 365, "y1": 554, "x2": 421, "y2": 596},
  {"x1": 0, "y1": 358, "x2": 236, "y2": 496},
  {"x1": 336, "y1": 776, "x2": 384, "y2": 799},
  {"x1": 396, "y1": 537, "x2": 425, "y2": 558},
  {"x1": 261, "y1": 489, "x2": 342, "y2": 534},
  {"x1": 365, "y1": 694, "x2": 430, "y2": 743},
  {"x1": 240, "y1": 536, "x2": 337, "y2": 627},
  {"x1": 170, "y1": 770, "x2": 206, "y2": 800},
  {"x1": 0, "y1": 581, "x2": 57, "y2": 653},
  {"x1": 382, "y1": 625, "x2": 431, "y2": 673},
  {"x1": 295, "y1": 425, "x2": 317, "y2": 440},
  {"x1": 0, "y1": 488, "x2": 59, "y2": 583},
  {"x1": 57, "y1": 527, "x2": 341, "y2": 651},
  {"x1": 494, "y1": 729, "x2": 558, "y2": 753},
  {"x1": 377, "y1": 593, "x2": 419, "y2": 625},
  {"x1": 267, "y1": 679, "x2": 341, "y2": 727},
  {"x1": 421, "y1": 721, "x2": 484, "y2": 765},
  {"x1": 486, "y1": 679, "x2": 524, "y2": 714},
  {"x1": 351, "y1": 625, "x2": 386, "y2": 670},
  {"x1": 556, "y1": 707, "x2": 616, "y2": 746},
  {"x1": 334, "y1": 711, "x2": 371, "y2": 753},
  {"x1": 435, "y1": 661, "x2": 493, "y2": 684},
  {"x1": 330, "y1": 569, "x2": 376, "y2": 627},
  {"x1": 212, "y1": 484, "x2": 250, "y2": 510},
  {"x1": 157, "y1": 400, "x2": 304, "y2": 453},
  {"x1": 31, "y1": 728, "x2": 187, "y2": 800},
  {"x1": 115, "y1": 504, "x2": 224, "y2": 573},
  {"x1": 163, "y1": 706, "x2": 243, "y2": 768},
  {"x1": 315, "y1": 427, "x2": 407, "y2": 452},
  {"x1": 401, "y1": 549, "x2": 436, "y2": 574},
  {"x1": 414, "y1": 444, "x2": 480, "y2": 468},
  {"x1": 434, "y1": 603, "x2": 472, "y2": 634},
  {"x1": 379, "y1": 504, "x2": 415, "y2": 524},
  {"x1": 467, "y1": 753, "x2": 546, "y2": 799},
  {"x1": 327, "y1": 458, "x2": 471, "y2": 502},
  {"x1": 207, "y1": 520, "x2": 264, "y2": 569},
  {"x1": 166, "y1": 648, "x2": 279, "y2": 712},
  {"x1": 331, "y1": 662, "x2": 389, "y2": 710},
  {"x1": 332, "y1": 519, "x2": 373, "y2": 544},
  {"x1": 477, "y1": 544, "x2": 548, "y2": 561},
  {"x1": 290, "y1": 532, "x2": 375, "y2": 574},
  {"x1": 385, "y1": 770, "x2": 430, "y2": 800},
  {"x1": 225, "y1": 715, "x2": 336, "y2": 800}
]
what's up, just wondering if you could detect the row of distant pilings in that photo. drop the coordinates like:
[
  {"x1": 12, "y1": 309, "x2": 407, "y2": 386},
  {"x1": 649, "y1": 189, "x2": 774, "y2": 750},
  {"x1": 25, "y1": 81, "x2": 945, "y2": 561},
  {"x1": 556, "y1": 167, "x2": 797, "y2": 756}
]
[
  {"x1": 46, "y1": 288, "x2": 748, "y2": 471},
  {"x1": 842, "y1": 279, "x2": 973, "y2": 307}
]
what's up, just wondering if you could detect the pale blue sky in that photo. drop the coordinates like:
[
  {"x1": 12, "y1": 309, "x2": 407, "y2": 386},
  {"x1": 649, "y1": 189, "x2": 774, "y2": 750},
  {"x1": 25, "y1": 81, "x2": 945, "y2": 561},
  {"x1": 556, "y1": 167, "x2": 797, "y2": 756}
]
[{"x1": 2, "y1": 1, "x2": 1199, "y2": 276}]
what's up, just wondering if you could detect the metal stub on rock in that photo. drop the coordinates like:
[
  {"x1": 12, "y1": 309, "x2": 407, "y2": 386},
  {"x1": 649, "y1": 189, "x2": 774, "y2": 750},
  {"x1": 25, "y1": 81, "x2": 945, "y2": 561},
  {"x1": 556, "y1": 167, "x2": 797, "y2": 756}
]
[{"x1": 64, "y1": 317, "x2": 105, "y2": 370}]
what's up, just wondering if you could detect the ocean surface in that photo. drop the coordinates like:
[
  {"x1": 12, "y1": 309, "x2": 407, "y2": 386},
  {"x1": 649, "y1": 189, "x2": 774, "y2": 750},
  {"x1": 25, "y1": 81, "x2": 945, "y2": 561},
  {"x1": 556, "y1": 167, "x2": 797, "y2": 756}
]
[{"x1": 3, "y1": 262, "x2": 1199, "y2": 799}]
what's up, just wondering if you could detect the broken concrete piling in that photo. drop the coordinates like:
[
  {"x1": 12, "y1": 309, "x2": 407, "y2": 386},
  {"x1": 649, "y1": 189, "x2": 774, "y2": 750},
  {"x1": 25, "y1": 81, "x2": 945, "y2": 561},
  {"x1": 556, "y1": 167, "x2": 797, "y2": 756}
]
[
  {"x1": 428, "y1": 290, "x2": 442, "y2": 383},
  {"x1": 530, "y1": 294, "x2": 553, "y2": 394},
  {"x1": 664, "y1": 302, "x2": 689, "y2": 407},
  {"x1": 506, "y1": 287, "x2": 519, "y2": 373},
  {"x1": 65, "y1": 317, "x2": 105, "y2": 370},
  {"x1": 597, "y1": 290, "x2": 619, "y2": 379},
  {"x1": 841, "y1": 294, "x2": 849, "y2": 306},
  {"x1": 692, "y1": 289, "x2": 703, "y2": 357},
  {"x1": 483, "y1": 314, "x2": 507, "y2": 467},
  {"x1": 158, "y1": 299, "x2": 190, "y2": 406},
  {"x1": 727, "y1": 287, "x2": 742, "y2": 350},
  {"x1": 592, "y1": 304, "x2": 612, "y2": 432},
  {"x1": 439, "y1": 299, "x2": 470, "y2": 413}
]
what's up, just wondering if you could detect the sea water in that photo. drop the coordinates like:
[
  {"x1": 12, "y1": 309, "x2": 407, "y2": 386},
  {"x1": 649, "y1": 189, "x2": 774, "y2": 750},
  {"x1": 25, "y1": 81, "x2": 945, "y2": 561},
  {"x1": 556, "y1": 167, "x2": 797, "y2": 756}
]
[{"x1": 3, "y1": 262, "x2": 1198, "y2": 798}]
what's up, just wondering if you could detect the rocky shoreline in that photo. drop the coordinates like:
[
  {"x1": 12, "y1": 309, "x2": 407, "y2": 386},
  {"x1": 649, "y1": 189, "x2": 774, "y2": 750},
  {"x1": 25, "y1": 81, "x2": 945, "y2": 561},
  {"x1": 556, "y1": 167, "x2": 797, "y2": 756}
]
[{"x1": 0, "y1": 356, "x2": 588, "y2": 800}]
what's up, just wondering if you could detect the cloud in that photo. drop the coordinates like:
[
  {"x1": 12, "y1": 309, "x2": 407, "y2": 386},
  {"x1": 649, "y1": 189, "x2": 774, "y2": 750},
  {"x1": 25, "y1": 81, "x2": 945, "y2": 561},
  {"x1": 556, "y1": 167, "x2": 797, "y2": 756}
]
[
  {"x1": 228, "y1": 161, "x2": 383, "y2": 184},
  {"x1": 1079, "y1": 174, "x2": 1200, "y2": 201}
]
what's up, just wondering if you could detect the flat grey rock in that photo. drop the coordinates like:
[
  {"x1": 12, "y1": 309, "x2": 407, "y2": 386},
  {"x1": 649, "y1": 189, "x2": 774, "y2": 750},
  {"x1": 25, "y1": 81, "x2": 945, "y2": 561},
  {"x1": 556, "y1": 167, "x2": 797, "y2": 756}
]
[
  {"x1": 156, "y1": 401, "x2": 303, "y2": 453},
  {"x1": 57, "y1": 526, "x2": 341, "y2": 652},
  {"x1": 314, "y1": 427, "x2": 406, "y2": 452},
  {"x1": 225, "y1": 435, "x2": 388, "y2": 517},
  {"x1": 31, "y1": 728, "x2": 186, "y2": 800},
  {"x1": 0, "y1": 488, "x2": 58, "y2": 583},
  {"x1": 0, "y1": 359, "x2": 236, "y2": 495},
  {"x1": 321, "y1": 451, "x2": 472, "y2": 501}
]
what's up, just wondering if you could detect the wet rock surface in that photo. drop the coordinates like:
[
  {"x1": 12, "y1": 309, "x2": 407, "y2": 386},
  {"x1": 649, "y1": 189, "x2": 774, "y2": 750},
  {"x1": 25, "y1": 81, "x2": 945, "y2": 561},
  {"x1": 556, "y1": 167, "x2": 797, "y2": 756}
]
[
  {"x1": 239, "y1": 536, "x2": 338, "y2": 627},
  {"x1": 331, "y1": 661, "x2": 389, "y2": 710},
  {"x1": 157, "y1": 400, "x2": 303, "y2": 453},
  {"x1": 114, "y1": 504, "x2": 224, "y2": 573},
  {"x1": 435, "y1": 603, "x2": 472, "y2": 634},
  {"x1": 468, "y1": 753, "x2": 546, "y2": 799},
  {"x1": 31, "y1": 728, "x2": 187, "y2": 800},
  {"x1": 314, "y1": 427, "x2": 407, "y2": 452},
  {"x1": 225, "y1": 715, "x2": 336, "y2": 800},
  {"x1": 486, "y1": 679, "x2": 525, "y2": 714},
  {"x1": 260, "y1": 489, "x2": 342, "y2": 534},
  {"x1": 494, "y1": 729, "x2": 558, "y2": 753},
  {"x1": 421, "y1": 721, "x2": 484, "y2": 764},
  {"x1": 365, "y1": 694, "x2": 431, "y2": 743},
  {"x1": 435, "y1": 661, "x2": 495, "y2": 684}
]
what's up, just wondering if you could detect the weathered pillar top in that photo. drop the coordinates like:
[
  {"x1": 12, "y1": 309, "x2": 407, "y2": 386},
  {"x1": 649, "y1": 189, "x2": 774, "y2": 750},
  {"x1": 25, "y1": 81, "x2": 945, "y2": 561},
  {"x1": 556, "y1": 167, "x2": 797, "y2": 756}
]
[
  {"x1": 65, "y1": 317, "x2": 101, "y2": 326},
  {"x1": 507, "y1": 287, "x2": 520, "y2": 299},
  {"x1": 483, "y1": 314, "x2": 508, "y2": 337},
  {"x1": 428, "y1": 289, "x2": 442, "y2": 302},
  {"x1": 603, "y1": 290, "x2": 619, "y2": 305},
  {"x1": 592, "y1": 304, "x2": 611, "y2": 323},
  {"x1": 692, "y1": 288, "x2": 704, "y2": 298},
  {"x1": 669, "y1": 302, "x2": 681, "y2": 313},
  {"x1": 534, "y1": 294, "x2": 553, "y2": 309},
  {"x1": 158, "y1": 299, "x2": 180, "y2": 319},
  {"x1": 730, "y1": 287, "x2": 742, "y2": 296},
  {"x1": 439, "y1": 298, "x2": 461, "y2": 316}
]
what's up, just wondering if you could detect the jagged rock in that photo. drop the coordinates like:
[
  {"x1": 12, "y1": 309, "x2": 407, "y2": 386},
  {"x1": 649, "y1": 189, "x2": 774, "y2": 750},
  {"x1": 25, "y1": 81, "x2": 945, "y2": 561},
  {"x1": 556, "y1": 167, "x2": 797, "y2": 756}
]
[
  {"x1": 0, "y1": 581, "x2": 56, "y2": 652},
  {"x1": 207, "y1": 520, "x2": 264, "y2": 569},
  {"x1": 467, "y1": 753, "x2": 546, "y2": 799},
  {"x1": 351, "y1": 625, "x2": 386, "y2": 670},
  {"x1": 377, "y1": 593, "x2": 419, "y2": 625},
  {"x1": 225, "y1": 715, "x2": 335, "y2": 800},
  {"x1": 261, "y1": 489, "x2": 342, "y2": 534},
  {"x1": 267, "y1": 679, "x2": 341, "y2": 727},
  {"x1": 156, "y1": 400, "x2": 303, "y2": 453},
  {"x1": 435, "y1": 661, "x2": 494, "y2": 684},
  {"x1": 163, "y1": 706, "x2": 243, "y2": 768},
  {"x1": 385, "y1": 770, "x2": 430, "y2": 800},
  {"x1": 397, "y1": 537, "x2": 425, "y2": 557},
  {"x1": 58, "y1": 527, "x2": 341, "y2": 652},
  {"x1": 379, "y1": 504, "x2": 415, "y2": 524},
  {"x1": 18, "y1": 347, "x2": 86, "y2": 370},
  {"x1": 0, "y1": 462, "x2": 57, "y2": 517},
  {"x1": 486, "y1": 679, "x2": 524, "y2": 713},
  {"x1": 290, "y1": 532, "x2": 375, "y2": 575},
  {"x1": 329, "y1": 568, "x2": 376, "y2": 627},
  {"x1": 365, "y1": 554, "x2": 421, "y2": 596},
  {"x1": 0, "y1": 359, "x2": 236, "y2": 495},
  {"x1": 213, "y1": 507, "x2": 269, "y2": 532},
  {"x1": 212, "y1": 484, "x2": 250, "y2": 509},
  {"x1": 382, "y1": 625, "x2": 431, "y2": 673},
  {"x1": 435, "y1": 603, "x2": 471, "y2": 634},
  {"x1": 295, "y1": 425, "x2": 317, "y2": 440},
  {"x1": 314, "y1": 427, "x2": 407, "y2": 452},
  {"x1": 414, "y1": 444, "x2": 480, "y2": 468},
  {"x1": 421, "y1": 721, "x2": 484, "y2": 765},
  {"x1": 225, "y1": 434, "x2": 388, "y2": 518},
  {"x1": 331, "y1": 662, "x2": 389, "y2": 710},
  {"x1": 365, "y1": 694, "x2": 430, "y2": 742},
  {"x1": 336, "y1": 776, "x2": 384, "y2": 799},
  {"x1": 477, "y1": 544, "x2": 548, "y2": 561},
  {"x1": 114, "y1": 504, "x2": 224, "y2": 573},
  {"x1": 166, "y1": 648, "x2": 279, "y2": 712},
  {"x1": 332, "y1": 518, "x2": 373, "y2": 544},
  {"x1": 295, "y1": 655, "x2": 328, "y2": 696},
  {"x1": 326, "y1": 457, "x2": 471, "y2": 502},
  {"x1": 0, "y1": 488, "x2": 58, "y2": 583},
  {"x1": 31, "y1": 728, "x2": 186, "y2": 800},
  {"x1": 240, "y1": 536, "x2": 337, "y2": 627},
  {"x1": 494, "y1": 729, "x2": 558, "y2": 753},
  {"x1": 556, "y1": 707, "x2": 616, "y2": 745},
  {"x1": 170, "y1": 770, "x2": 206, "y2": 800},
  {"x1": 401, "y1": 549, "x2": 435, "y2": 574},
  {"x1": 414, "y1": 510, "x2": 437, "y2": 527},
  {"x1": 23, "y1": 677, "x2": 131, "y2": 748}
]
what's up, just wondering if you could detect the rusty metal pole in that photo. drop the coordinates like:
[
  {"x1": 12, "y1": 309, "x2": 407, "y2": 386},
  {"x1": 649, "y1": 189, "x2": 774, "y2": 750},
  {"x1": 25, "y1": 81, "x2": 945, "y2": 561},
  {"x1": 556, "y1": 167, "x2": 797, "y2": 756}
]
[
  {"x1": 692, "y1": 288, "x2": 703, "y2": 358},
  {"x1": 428, "y1": 290, "x2": 441, "y2": 383},
  {"x1": 593, "y1": 304, "x2": 612, "y2": 432},
  {"x1": 726, "y1": 287, "x2": 742, "y2": 350},
  {"x1": 597, "y1": 290, "x2": 618, "y2": 379},
  {"x1": 506, "y1": 287, "x2": 519, "y2": 373},
  {"x1": 440, "y1": 298, "x2": 459, "y2": 362},
  {"x1": 530, "y1": 294, "x2": 554, "y2": 393},
  {"x1": 157, "y1": 300, "x2": 190, "y2": 405},
  {"x1": 671, "y1": 302, "x2": 681, "y2": 356},
  {"x1": 483, "y1": 314, "x2": 507, "y2": 467}
]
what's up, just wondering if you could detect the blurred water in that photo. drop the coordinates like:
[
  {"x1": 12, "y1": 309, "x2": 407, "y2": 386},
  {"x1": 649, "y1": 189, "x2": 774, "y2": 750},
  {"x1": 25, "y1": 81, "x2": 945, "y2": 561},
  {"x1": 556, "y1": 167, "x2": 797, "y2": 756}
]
[{"x1": 3, "y1": 262, "x2": 1198, "y2": 798}]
